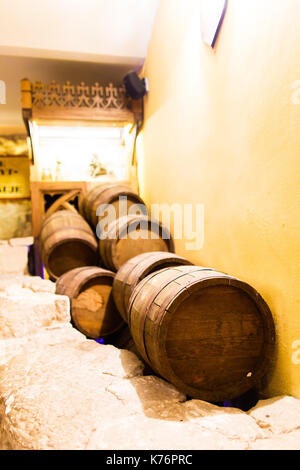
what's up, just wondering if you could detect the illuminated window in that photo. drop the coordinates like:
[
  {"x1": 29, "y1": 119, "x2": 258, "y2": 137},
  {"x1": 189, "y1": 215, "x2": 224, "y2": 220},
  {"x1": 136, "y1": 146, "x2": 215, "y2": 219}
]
[{"x1": 29, "y1": 121, "x2": 136, "y2": 182}]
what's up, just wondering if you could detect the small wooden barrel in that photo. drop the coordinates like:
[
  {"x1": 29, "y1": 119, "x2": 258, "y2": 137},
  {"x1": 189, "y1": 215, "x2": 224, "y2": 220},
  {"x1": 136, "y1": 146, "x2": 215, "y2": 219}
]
[
  {"x1": 128, "y1": 265, "x2": 275, "y2": 402},
  {"x1": 79, "y1": 183, "x2": 145, "y2": 230},
  {"x1": 39, "y1": 210, "x2": 98, "y2": 281},
  {"x1": 99, "y1": 215, "x2": 175, "y2": 272},
  {"x1": 56, "y1": 266, "x2": 124, "y2": 338},
  {"x1": 113, "y1": 251, "x2": 193, "y2": 322}
]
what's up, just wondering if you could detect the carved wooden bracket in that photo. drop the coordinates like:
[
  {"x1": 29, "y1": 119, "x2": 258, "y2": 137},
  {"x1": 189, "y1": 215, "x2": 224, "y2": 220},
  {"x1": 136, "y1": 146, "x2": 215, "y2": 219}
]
[
  {"x1": 21, "y1": 79, "x2": 143, "y2": 125},
  {"x1": 31, "y1": 80, "x2": 127, "y2": 110},
  {"x1": 44, "y1": 189, "x2": 81, "y2": 219}
]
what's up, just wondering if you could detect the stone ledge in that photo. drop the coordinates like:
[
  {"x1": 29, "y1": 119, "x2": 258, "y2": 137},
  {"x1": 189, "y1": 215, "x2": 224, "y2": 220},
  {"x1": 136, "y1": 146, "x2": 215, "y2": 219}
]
[
  {"x1": 0, "y1": 275, "x2": 299, "y2": 450},
  {"x1": 0, "y1": 275, "x2": 55, "y2": 294},
  {"x1": 0, "y1": 290, "x2": 70, "y2": 339},
  {"x1": 248, "y1": 395, "x2": 300, "y2": 435},
  {"x1": 8, "y1": 237, "x2": 34, "y2": 247},
  {"x1": 249, "y1": 429, "x2": 300, "y2": 450},
  {"x1": 0, "y1": 245, "x2": 28, "y2": 275}
]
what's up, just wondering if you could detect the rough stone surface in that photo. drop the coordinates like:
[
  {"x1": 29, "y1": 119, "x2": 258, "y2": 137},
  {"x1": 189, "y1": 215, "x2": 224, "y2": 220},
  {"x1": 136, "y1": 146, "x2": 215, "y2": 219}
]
[
  {"x1": 21, "y1": 276, "x2": 56, "y2": 294},
  {"x1": 0, "y1": 341, "x2": 144, "y2": 450},
  {"x1": 0, "y1": 200, "x2": 32, "y2": 240},
  {"x1": 105, "y1": 375, "x2": 186, "y2": 414},
  {"x1": 248, "y1": 395, "x2": 300, "y2": 435},
  {"x1": 0, "y1": 337, "x2": 258, "y2": 451},
  {"x1": 0, "y1": 324, "x2": 86, "y2": 366},
  {"x1": 144, "y1": 399, "x2": 266, "y2": 443},
  {"x1": 87, "y1": 390, "x2": 265, "y2": 450},
  {"x1": 249, "y1": 430, "x2": 300, "y2": 450},
  {"x1": 86, "y1": 414, "x2": 246, "y2": 450},
  {"x1": 0, "y1": 275, "x2": 25, "y2": 292},
  {"x1": 0, "y1": 275, "x2": 55, "y2": 294},
  {"x1": 0, "y1": 333, "x2": 267, "y2": 451},
  {"x1": 0, "y1": 245, "x2": 28, "y2": 275},
  {"x1": 0, "y1": 274, "x2": 299, "y2": 450},
  {"x1": 9, "y1": 237, "x2": 34, "y2": 247},
  {"x1": 0, "y1": 290, "x2": 70, "y2": 339}
]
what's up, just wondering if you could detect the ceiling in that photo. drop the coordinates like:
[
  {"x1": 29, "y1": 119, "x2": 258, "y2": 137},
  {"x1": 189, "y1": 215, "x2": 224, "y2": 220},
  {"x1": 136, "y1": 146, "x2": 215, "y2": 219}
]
[
  {"x1": 0, "y1": 0, "x2": 160, "y2": 132},
  {"x1": 0, "y1": 0, "x2": 160, "y2": 65}
]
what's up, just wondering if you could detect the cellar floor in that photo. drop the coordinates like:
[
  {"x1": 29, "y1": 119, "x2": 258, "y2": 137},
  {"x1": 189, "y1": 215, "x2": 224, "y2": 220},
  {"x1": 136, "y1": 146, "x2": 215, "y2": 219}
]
[{"x1": 0, "y1": 272, "x2": 299, "y2": 450}]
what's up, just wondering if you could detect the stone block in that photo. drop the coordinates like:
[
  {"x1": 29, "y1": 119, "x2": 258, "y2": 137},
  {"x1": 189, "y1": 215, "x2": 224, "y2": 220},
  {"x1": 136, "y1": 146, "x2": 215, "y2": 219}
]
[
  {"x1": 248, "y1": 395, "x2": 300, "y2": 434},
  {"x1": 0, "y1": 290, "x2": 70, "y2": 339},
  {"x1": 0, "y1": 245, "x2": 28, "y2": 274},
  {"x1": 9, "y1": 237, "x2": 34, "y2": 247},
  {"x1": 0, "y1": 340, "x2": 144, "y2": 450}
]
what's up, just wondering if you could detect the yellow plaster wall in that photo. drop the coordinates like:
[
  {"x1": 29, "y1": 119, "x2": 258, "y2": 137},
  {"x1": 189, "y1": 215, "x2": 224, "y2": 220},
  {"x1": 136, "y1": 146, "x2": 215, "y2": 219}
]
[{"x1": 139, "y1": 0, "x2": 300, "y2": 397}]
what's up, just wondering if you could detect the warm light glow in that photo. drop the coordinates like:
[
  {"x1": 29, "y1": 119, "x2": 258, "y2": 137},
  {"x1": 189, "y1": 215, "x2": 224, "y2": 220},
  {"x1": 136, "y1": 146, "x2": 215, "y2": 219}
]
[{"x1": 29, "y1": 121, "x2": 136, "y2": 182}]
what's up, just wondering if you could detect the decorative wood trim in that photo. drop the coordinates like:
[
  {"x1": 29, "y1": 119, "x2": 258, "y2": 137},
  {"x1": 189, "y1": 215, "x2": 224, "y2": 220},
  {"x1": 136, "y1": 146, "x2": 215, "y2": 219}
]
[
  {"x1": 21, "y1": 79, "x2": 143, "y2": 130},
  {"x1": 31, "y1": 106, "x2": 135, "y2": 122},
  {"x1": 31, "y1": 80, "x2": 127, "y2": 109}
]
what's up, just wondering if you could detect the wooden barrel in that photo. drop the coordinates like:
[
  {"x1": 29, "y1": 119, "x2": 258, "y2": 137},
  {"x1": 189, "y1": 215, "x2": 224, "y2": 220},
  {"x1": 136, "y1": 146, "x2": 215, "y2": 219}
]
[
  {"x1": 128, "y1": 265, "x2": 275, "y2": 402},
  {"x1": 56, "y1": 266, "x2": 124, "y2": 338},
  {"x1": 79, "y1": 183, "x2": 145, "y2": 230},
  {"x1": 113, "y1": 251, "x2": 193, "y2": 322},
  {"x1": 99, "y1": 215, "x2": 175, "y2": 272},
  {"x1": 39, "y1": 210, "x2": 98, "y2": 281}
]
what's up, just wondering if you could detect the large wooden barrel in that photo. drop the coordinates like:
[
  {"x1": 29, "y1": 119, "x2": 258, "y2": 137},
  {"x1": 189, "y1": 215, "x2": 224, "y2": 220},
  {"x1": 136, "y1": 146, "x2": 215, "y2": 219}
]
[
  {"x1": 79, "y1": 183, "x2": 145, "y2": 230},
  {"x1": 128, "y1": 265, "x2": 275, "y2": 402},
  {"x1": 39, "y1": 210, "x2": 98, "y2": 281},
  {"x1": 56, "y1": 266, "x2": 124, "y2": 338},
  {"x1": 113, "y1": 251, "x2": 193, "y2": 322},
  {"x1": 99, "y1": 215, "x2": 175, "y2": 272}
]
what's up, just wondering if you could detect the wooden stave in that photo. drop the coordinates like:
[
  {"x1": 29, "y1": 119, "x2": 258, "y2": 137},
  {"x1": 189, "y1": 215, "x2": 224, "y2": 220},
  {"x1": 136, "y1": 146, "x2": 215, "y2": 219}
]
[
  {"x1": 113, "y1": 251, "x2": 193, "y2": 322},
  {"x1": 99, "y1": 215, "x2": 175, "y2": 272},
  {"x1": 110, "y1": 215, "x2": 175, "y2": 270},
  {"x1": 56, "y1": 266, "x2": 104, "y2": 297},
  {"x1": 41, "y1": 209, "x2": 93, "y2": 235},
  {"x1": 39, "y1": 210, "x2": 98, "y2": 281},
  {"x1": 99, "y1": 214, "x2": 142, "y2": 271},
  {"x1": 82, "y1": 183, "x2": 122, "y2": 227},
  {"x1": 79, "y1": 184, "x2": 112, "y2": 224},
  {"x1": 128, "y1": 265, "x2": 275, "y2": 402},
  {"x1": 81, "y1": 183, "x2": 145, "y2": 229},
  {"x1": 56, "y1": 266, "x2": 125, "y2": 338}
]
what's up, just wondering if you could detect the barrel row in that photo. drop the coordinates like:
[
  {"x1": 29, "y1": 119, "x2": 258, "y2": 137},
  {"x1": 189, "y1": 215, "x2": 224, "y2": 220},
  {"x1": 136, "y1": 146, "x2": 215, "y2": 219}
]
[
  {"x1": 40, "y1": 183, "x2": 176, "y2": 278},
  {"x1": 54, "y1": 252, "x2": 275, "y2": 403},
  {"x1": 55, "y1": 251, "x2": 191, "y2": 337},
  {"x1": 41, "y1": 184, "x2": 275, "y2": 402}
]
